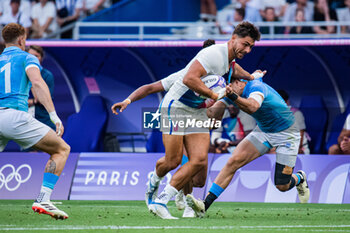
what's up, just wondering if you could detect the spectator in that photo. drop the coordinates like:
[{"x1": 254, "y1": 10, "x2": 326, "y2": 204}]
[
  {"x1": 237, "y1": 0, "x2": 263, "y2": 22},
  {"x1": 0, "y1": 0, "x2": 31, "y2": 18},
  {"x1": 200, "y1": 0, "x2": 217, "y2": 23},
  {"x1": 260, "y1": 0, "x2": 288, "y2": 19},
  {"x1": 83, "y1": 0, "x2": 111, "y2": 16},
  {"x1": 278, "y1": 90, "x2": 310, "y2": 154},
  {"x1": 313, "y1": 0, "x2": 338, "y2": 34},
  {"x1": 260, "y1": 7, "x2": 285, "y2": 34},
  {"x1": 0, "y1": 0, "x2": 32, "y2": 37},
  {"x1": 289, "y1": 8, "x2": 314, "y2": 33},
  {"x1": 210, "y1": 104, "x2": 256, "y2": 154},
  {"x1": 336, "y1": 0, "x2": 350, "y2": 33},
  {"x1": 56, "y1": 0, "x2": 83, "y2": 38},
  {"x1": 31, "y1": 0, "x2": 58, "y2": 38},
  {"x1": 328, "y1": 114, "x2": 350, "y2": 154},
  {"x1": 27, "y1": 45, "x2": 56, "y2": 130},
  {"x1": 283, "y1": 0, "x2": 314, "y2": 33},
  {"x1": 219, "y1": 8, "x2": 245, "y2": 34}
]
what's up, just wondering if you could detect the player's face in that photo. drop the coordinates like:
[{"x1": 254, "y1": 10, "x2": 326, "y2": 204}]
[
  {"x1": 18, "y1": 35, "x2": 26, "y2": 51},
  {"x1": 28, "y1": 49, "x2": 42, "y2": 63},
  {"x1": 232, "y1": 36, "x2": 255, "y2": 59}
]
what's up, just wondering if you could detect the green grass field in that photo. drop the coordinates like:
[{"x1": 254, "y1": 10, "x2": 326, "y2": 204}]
[{"x1": 0, "y1": 200, "x2": 349, "y2": 233}]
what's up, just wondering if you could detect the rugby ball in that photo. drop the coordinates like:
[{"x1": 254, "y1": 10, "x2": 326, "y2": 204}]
[{"x1": 199, "y1": 75, "x2": 226, "y2": 99}]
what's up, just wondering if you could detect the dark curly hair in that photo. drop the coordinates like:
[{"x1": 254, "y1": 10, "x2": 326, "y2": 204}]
[{"x1": 233, "y1": 21, "x2": 261, "y2": 41}]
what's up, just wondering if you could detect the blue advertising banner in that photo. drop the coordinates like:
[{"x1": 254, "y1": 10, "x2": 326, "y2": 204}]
[
  {"x1": 70, "y1": 153, "x2": 215, "y2": 200},
  {"x1": 206, "y1": 154, "x2": 350, "y2": 204},
  {"x1": 0, "y1": 153, "x2": 79, "y2": 200}
]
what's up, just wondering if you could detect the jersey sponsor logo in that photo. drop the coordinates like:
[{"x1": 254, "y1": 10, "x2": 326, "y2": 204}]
[{"x1": 0, "y1": 164, "x2": 32, "y2": 191}]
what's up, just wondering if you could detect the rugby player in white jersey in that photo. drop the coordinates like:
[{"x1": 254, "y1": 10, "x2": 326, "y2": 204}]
[
  {"x1": 146, "y1": 21, "x2": 262, "y2": 219},
  {"x1": 111, "y1": 37, "x2": 264, "y2": 218}
]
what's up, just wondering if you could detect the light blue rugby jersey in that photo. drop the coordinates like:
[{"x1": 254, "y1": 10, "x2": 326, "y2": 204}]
[
  {"x1": 0, "y1": 46, "x2": 41, "y2": 112},
  {"x1": 225, "y1": 78, "x2": 295, "y2": 133}
]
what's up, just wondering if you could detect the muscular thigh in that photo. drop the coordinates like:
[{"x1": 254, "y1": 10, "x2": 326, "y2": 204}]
[
  {"x1": 32, "y1": 130, "x2": 68, "y2": 155},
  {"x1": 184, "y1": 133, "x2": 210, "y2": 162},
  {"x1": 162, "y1": 134, "x2": 184, "y2": 162}
]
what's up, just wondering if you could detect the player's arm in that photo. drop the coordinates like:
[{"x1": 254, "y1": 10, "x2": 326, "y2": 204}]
[
  {"x1": 233, "y1": 63, "x2": 267, "y2": 81},
  {"x1": 111, "y1": 81, "x2": 164, "y2": 115},
  {"x1": 183, "y1": 60, "x2": 223, "y2": 100},
  {"x1": 207, "y1": 100, "x2": 227, "y2": 121},
  {"x1": 26, "y1": 67, "x2": 63, "y2": 136},
  {"x1": 228, "y1": 92, "x2": 263, "y2": 114}
]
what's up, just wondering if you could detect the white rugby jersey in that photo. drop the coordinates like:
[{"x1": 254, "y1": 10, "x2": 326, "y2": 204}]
[{"x1": 163, "y1": 43, "x2": 231, "y2": 108}]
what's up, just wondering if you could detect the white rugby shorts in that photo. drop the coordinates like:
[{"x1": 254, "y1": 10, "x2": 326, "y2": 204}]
[
  {"x1": 0, "y1": 108, "x2": 51, "y2": 151},
  {"x1": 159, "y1": 97, "x2": 210, "y2": 136},
  {"x1": 244, "y1": 122, "x2": 301, "y2": 167}
]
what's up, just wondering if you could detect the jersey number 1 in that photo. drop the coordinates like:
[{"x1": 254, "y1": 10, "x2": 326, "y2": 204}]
[{"x1": 1, "y1": 62, "x2": 11, "y2": 93}]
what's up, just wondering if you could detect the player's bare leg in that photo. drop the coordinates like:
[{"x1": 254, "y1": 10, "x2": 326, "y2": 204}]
[
  {"x1": 31, "y1": 130, "x2": 71, "y2": 220},
  {"x1": 187, "y1": 139, "x2": 260, "y2": 217},
  {"x1": 146, "y1": 134, "x2": 183, "y2": 209},
  {"x1": 147, "y1": 134, "x2": 184, "y2": 219},
  {"x1": 149, "y1": 133, "x2": 209, "y2": 219}
]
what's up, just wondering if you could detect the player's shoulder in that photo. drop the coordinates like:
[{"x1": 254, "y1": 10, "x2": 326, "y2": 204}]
[
  {"x1": 201, "y1": 43, "x2": 226, "y2": 54},
  {"x1": 248, "y1": 78, "x2": 266, "y2": 89}
]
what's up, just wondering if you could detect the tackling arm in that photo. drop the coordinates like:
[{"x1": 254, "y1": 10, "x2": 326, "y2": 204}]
[
  {"x1": 111, "y1": 81, "x2": 164, "y2": 115},
  {"x1": 232, "y1": 63, "x2": 267, "y2": 81},
  {"x1": 229, "y1": 95, "x2": 261, "y2": 114}
]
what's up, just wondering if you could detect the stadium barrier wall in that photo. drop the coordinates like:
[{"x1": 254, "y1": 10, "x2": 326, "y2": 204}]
[
  {"x1": 68, "y1": 153, "x2": 350, "y2": 203},
  {"x1": 69, "y1": 153, "x2": 215, "y2": 200},
  {"x1": 0, "y1": 153, "x2": 79, "y2": 200},
  {"x1": 1, "y1": 152, "x2": 349, "y2": 203}
]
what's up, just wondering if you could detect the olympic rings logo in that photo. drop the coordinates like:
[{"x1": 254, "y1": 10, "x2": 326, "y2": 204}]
[{"x1": 0, "y1": 164, "x2": 32, "y2": 191}]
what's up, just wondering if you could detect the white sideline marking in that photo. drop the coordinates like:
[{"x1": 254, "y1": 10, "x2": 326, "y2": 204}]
[
  {"x1": 0, "y1": 204, "x2": 349, "y2": 211},
  {"x1": 1, "y1": 225, "x2": 350, "y2": 231}
]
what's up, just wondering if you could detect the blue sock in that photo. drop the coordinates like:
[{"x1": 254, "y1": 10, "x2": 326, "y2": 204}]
[
  {"x1": 204, "y1": 183, "x2": 225, "y2": 211},
  {"x1": 181, "y1": 155, "x2": 188, "y2": 166},
  {"x1": 209, "y1": 182, "x2": 225, "y2": 198},
  {"x1": 295, "y1": 173, "x2": 302, "y2": 186},
  {"x1": 42, "y1": 173, "x2": 59, "y2": 189}
]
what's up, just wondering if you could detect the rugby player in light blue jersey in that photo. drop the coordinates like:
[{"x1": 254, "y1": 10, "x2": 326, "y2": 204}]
[
  {"x1": 187, "y1": 77, "x2": 310, "y2": 217},
  {"x1": 0, "y1": 23, "x2": 70, "y2": 219}
]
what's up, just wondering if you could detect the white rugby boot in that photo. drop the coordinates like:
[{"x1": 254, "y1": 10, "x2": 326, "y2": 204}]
[
  {"x1": 296, "y1": 170, "x2": 310, "y2": 203},
  {"x1": 185, "y1": 194, "x2": 206, "y2": 218},
  {"x1": 175, "y1": 190, "x2": 186, "y2": 210},
  {"x1": 145, "y1": 172, "x2": 161, "y2": 208},
  {"x1": 148, "y1": 202, "x2": 178, "y2": 219},
  {"x1": 182, "y1": 205, "x2": 196, "y2": 218},
  {"x1": 32, "y1": 201, "x2": 69, "y2": 220}
]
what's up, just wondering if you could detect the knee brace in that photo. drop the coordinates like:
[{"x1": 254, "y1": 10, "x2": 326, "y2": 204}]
[{"x1": 274, "y1": 162, "x2": 294, "y2": 185}]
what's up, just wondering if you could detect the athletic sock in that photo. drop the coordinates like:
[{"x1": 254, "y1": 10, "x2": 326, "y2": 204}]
[
  {"x1": 36, "y1": 173, "x2": 59, "y2": 203},
  {"x1": 155, "y1": 184, "x2": 178, "y2": 205},
  {"x1": 288, "y1": 173, "x2": 303, "y2": 190},
  {"x1": 150, "y1": 169, "x2": 163, "y2": 187},
  {"x1": 204, "y1": 183, "x2": 224, "y2": 211},
  {"x1": 296, "y1": 172, "x2": 304, "y2": 184}
]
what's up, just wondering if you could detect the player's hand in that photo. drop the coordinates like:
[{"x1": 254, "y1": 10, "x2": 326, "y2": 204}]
[
  {"x1": 49, "y1": 111, "x2": 63, "y2": 137},
  {"x1": 111, "y1": 99, "x2": 131, "y2": 115},
  {"x1": 225, "y1": 83, "x2": 234, "y2": 95},
  {"x1": 55, "y1": 123, "x2": 64, "y2": 137},
  {"x1": 250, "y1": 70, "x2": 267, "y2": 80}
]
